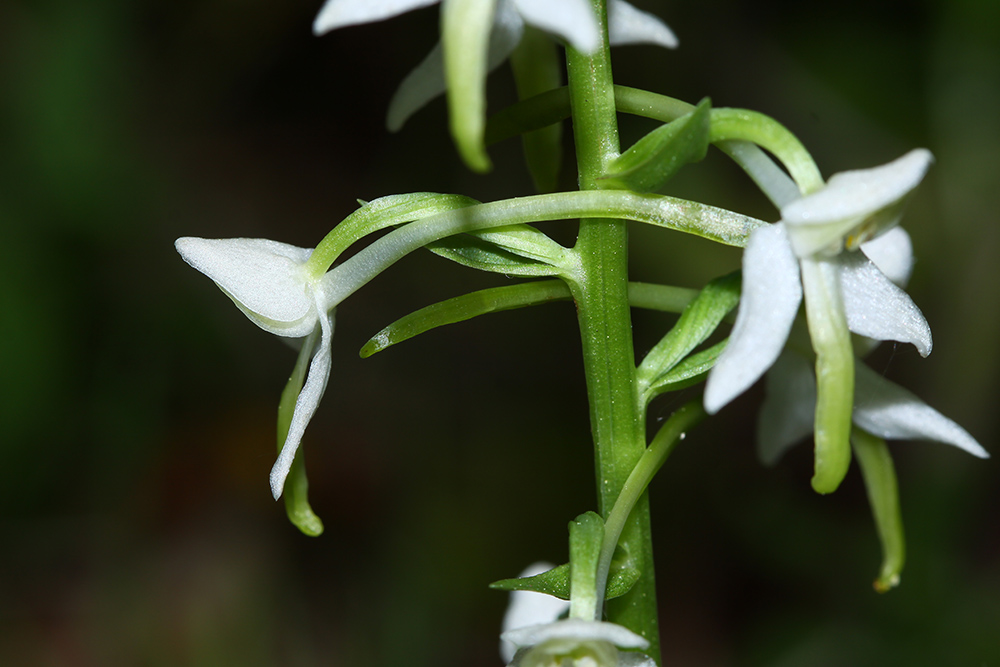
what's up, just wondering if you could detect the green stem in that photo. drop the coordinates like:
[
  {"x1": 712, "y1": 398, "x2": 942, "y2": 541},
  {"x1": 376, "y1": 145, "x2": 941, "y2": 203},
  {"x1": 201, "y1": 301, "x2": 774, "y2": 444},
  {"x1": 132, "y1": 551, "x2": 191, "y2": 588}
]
[{"x1": 565, "y1": 1, "x2": 659, "y2": 660}]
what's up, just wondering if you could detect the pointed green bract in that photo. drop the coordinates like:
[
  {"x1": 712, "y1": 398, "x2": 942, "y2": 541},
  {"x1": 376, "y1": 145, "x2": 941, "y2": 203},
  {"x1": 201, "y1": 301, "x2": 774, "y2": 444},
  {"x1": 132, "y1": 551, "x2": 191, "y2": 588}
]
[
  {"x1": 568, "y1": 511, "x2": 605, "y2": 620},
  {"x1": 427, "y1": 223, "x2": 575, "y2": 276},
  {"x1": 307, "y1": 192, "x2": 479, "y2": 276},
  {"x1": 602, "y1": 98, "x2": 711, "y2": 192},
  {"x1": 636, "y1": 272, "x2": 740, "y2": 405},
  {"x1": 490, "y1": 561, "x2": 640, "y2": 602}
]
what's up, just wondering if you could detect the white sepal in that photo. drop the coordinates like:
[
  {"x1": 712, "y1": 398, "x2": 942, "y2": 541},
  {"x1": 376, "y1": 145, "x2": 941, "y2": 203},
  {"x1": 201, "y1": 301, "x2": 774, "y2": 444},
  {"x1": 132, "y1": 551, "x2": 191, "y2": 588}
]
[
  {"x1": 175, "y1": 237, "x2": 317, "y2": 337},
  {"x1": 512, "y1": 0, "x2": 600, "y2": 53},
  {"x1": 704, "y1": 224, "x2": 802, "y2": 413},
  {"x1": 853, "y1": 364, "x2": 989, "y2": 459},
  {"x1": 757, "y1": 351, "x2": 817, "y2": 465},
  {"x1": 607, "y1": 0, "x2": 678, "y2": 49},
  {"x1": 837, "y1": 252, "x2": 932, "y2": 357}
]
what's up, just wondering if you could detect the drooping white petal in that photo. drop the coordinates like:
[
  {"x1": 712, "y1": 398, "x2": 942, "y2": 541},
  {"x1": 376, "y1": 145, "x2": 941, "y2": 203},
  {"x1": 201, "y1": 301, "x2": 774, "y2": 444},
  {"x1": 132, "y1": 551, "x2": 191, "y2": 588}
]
[
  {"x1": 387, "y1": 2, "x2": 524, "y2": 131},
  {"x1": 175, "y1": 237, "x2": 317, "y2": 337},
  {"x1": 269, "y1": 309, "x2": 336, "y2": 498},
  {"x1": 607, "y1": 0, "x2": 678, "y2": 49},
  {"x1": 500, "y1": 563, "x2": 571, "y2": 663},
  {"x1": 704, "y1": 224, "x2": 802, "y2": 413},
  {"x1": 781, "y1": 149, "x2": 933, "y2": 258},
  {"x1": 502, "y1": 619, "x2": 649, "y2": 651},
  {"x1": 837, "y1": 252, "x2": 932, "y2": 356},
  {"x1": 860, "y1": 226, "x2": 913, "y2": 287},
  {"x1": 853, "y1": 364, "x2": 989, "y2": 459},
  {"x1": 512, "y1": 0, "x2": 600, "y2": 53},
  {"x1": 757, "y1": 351, "x2": 817, "y2": 465},
  {"x1": 313, "y1": 0, "x2": 439, "y2": 35}
]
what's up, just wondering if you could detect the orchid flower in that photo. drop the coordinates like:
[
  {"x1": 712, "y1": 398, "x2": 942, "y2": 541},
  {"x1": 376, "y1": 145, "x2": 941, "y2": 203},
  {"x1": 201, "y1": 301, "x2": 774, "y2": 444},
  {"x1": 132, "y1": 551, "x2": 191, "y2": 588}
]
[
  {"x1": 704, "y1": 149, "x2": 937, "y2": 493},
  {"x1": 175, "y1": 237, "x2": 335, "y2": 500},
  {"x1": 757, "y1": 225, "x2": 988, "y2": 463},
  {"x1": 503, "y1": 619, "x2": 655, "y2": 667},
  {"x1": 500, "y1": 562, "x2": 572, "y2": 664},
  {"x1": 313, "y1": 0, "x2": 677, "y2": 170}
]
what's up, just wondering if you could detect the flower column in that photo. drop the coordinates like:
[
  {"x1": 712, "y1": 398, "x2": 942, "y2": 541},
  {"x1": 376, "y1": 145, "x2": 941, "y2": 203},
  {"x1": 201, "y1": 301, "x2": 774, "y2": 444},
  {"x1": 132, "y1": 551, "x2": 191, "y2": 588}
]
[{"x1": 564, "y1": 0, "x2": 659, "y2": 659}]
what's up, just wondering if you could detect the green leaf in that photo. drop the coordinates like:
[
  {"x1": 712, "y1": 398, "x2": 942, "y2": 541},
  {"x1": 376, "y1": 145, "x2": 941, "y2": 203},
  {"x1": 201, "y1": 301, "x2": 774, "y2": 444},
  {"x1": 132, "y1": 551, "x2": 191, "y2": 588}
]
[
  {"x1": 360, "y1": 281, "x2": 571, "y2": 358},
  {"x1": 645, "y1": 339, "x2": 727, "y2": 398},
  {"x1": 636, "y1": 272, "x2": 740, "y2": 404},
  {"x1": 852, "y1": 428, "x2": 905, "y2": 593},
  {"x1": 426, "y1": 224, "x2": 572, "y2": 277},
  {"x1": 489, "y1": 560, "x2": 640, "y2": 602},
  {"x1": 601, "y1": 98, "x2": 711, "y2": 192}
]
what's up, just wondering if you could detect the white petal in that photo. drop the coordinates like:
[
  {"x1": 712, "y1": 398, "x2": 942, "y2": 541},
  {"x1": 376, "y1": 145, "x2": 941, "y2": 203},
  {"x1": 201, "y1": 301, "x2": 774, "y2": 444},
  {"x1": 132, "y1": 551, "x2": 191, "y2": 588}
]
[
  {"x1": 269, "y1": 309, "x2": 336, "y2": 498},
  {"x1": 853, "y1": 364, "x2": 988, "y2": 458},
  {"x1": 387, "y1": 4, "x2": 523, "y2": 131},
  {"x1": 837, "y1": 252, "x2": 932, "y2": 356},
  {"x1": 313, "y1": 0, "x2": 439, "y2": 35},
  {"x1": 757, "y1": 351, "x2": 817, "y2": 465},
  {"x1": 704, "y1": 224, "x2": 802, "y2": 413},
  {"x1": 176, "y1": 237, "x2": 317, "y2": 337},
  {"x1": 607, "y1": 0, "x2": 678, "y2": 49},
  {"x1": 781, "y1": 149, "x2": 933, "y2": 257},
  {"x1": 502, "y1": 619, "x2": 649, "y2": 650},
  {"x1": 500, "y1": 562, "x2": 571, "y2": 663},
  {"x1": 512, "y1": 0, "x2": 599, "y2": 53},
  {"x1": 860, "y1": 226, "x2": 913, "y2": 287}
]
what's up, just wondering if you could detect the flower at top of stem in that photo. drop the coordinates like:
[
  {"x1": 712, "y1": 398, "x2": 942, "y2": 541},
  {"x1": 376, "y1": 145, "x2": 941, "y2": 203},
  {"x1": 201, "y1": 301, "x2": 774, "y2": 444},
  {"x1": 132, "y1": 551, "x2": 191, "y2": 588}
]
[
  {"x1": 176, "y1": 237, "x2": 336, "y2": 500},
  {"x1": 703, "y1": 149, "x2": 940, "y2": 493}
]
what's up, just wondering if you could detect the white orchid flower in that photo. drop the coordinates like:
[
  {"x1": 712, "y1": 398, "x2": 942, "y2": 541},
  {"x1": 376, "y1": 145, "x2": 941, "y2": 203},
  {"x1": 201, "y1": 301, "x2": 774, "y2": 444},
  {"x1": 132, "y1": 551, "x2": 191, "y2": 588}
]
[
  {"x1": 313, "y1": 0, "x2": 676, "y2": 169},
  {"x1": 175, "y1": 237, "x2": 335, "y2": 500},
  {"x1": 500, "y1": 562, "x2": 572, "y2": 663},
  {"x1": 704, "y1": 149, "x2": 936, "y2": 492},
  {"x1": 503, "y1": 619, "x2": 655, "y2": 667},
  {"x1": 756, "y1": 224, "x2": 987, "y2": 463}
]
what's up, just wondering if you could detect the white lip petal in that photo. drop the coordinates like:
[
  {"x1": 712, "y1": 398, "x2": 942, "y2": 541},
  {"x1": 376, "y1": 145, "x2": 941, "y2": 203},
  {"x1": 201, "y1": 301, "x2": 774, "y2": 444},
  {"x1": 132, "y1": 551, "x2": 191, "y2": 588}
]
[
  {"x1": 176, "y1": 237, "x2": 315, "y2": 332},
  {"x1": 853, "y1": 364, "x2": 989, "y2": 459},
  {"x1": 313, "y1": 0, "x2": 440, "y2": 35},
  {"x1": 269, "y1": 309, "x2": 336, "y2": 499},
  {"x1": 837, "y1": 252, "x2": 932, "y2": 357},
  {"x1": 607, "y1": 0, "x2": 678, "y2": 49},
  {"x1": 512, "y1": 0, "x2": 600, "y2": 53},
  {"x1": 757, "y1": 350, "x2": 817, "y2": 465},
  {"x1": 782, "y1": 149, "x2": 933, "y2": 227},
  {"x1": 704, "y1": 224, "x2": 803, "y2": 413},
  {"x1": 860, "y1": 227, "x2": 913, "y2": 287},
  {"x1": 502, "y1": 619, "x2": 649, "y2": 650}
]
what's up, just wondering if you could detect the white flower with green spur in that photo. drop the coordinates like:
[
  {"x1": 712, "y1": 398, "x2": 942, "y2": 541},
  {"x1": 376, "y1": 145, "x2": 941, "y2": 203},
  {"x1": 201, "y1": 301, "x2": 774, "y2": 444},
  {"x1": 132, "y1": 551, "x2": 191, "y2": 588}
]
[
  {"x1": 175, "y1": 237, "x2": 335, "y2": 500},
  {"x1": 704, "y1": 149, "x2": 945, "y2": 493},
  {"x1": 312, "y1": 0, "x2": 677, "y2": 133},
  {"x1": 756, "y1": 226, "x2": 988, "y2": 465}
]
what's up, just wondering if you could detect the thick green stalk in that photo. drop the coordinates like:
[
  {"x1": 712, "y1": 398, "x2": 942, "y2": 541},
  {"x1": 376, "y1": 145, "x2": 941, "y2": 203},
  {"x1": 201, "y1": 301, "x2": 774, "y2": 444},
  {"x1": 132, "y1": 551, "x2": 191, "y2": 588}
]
[{"x1": 565, "y1": 1, "x2": 660, "y2": 660}]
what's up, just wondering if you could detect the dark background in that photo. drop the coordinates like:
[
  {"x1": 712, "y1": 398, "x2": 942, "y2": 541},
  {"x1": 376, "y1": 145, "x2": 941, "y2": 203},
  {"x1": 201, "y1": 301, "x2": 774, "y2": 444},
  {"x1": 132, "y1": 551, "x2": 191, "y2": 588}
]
[{"x1": 2, "y1": 1, "x2": 998, "y2": 665}]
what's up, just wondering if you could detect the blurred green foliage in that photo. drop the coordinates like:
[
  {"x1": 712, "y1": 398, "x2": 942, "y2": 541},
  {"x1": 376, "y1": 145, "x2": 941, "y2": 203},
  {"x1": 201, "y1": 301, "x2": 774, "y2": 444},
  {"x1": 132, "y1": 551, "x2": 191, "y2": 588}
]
[{"x1": 1, "y1": 0, "x2": 997, "y2": 665}]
